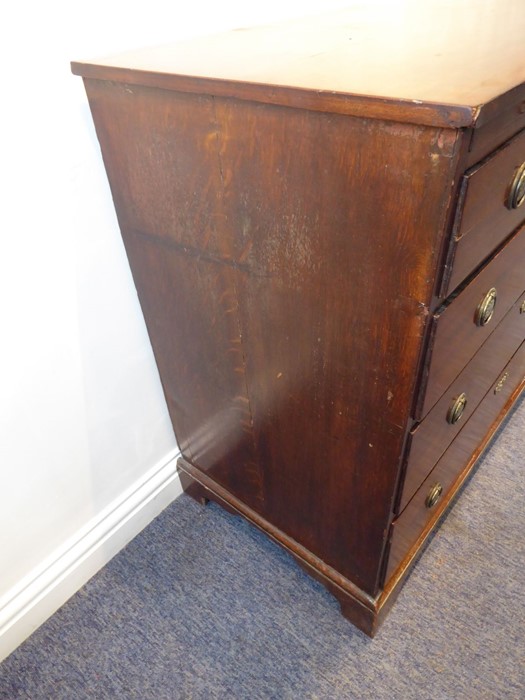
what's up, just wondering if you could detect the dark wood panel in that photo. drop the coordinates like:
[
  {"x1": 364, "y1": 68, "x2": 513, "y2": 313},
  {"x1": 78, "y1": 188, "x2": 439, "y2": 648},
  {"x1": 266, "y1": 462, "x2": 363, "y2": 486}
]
[
  {"x1": 211, "y1": 98, "x2": 462, "y2": 594},
  {"x1": 388, "y1": 341, "x2": 525, "y2": 580},
  {"x1": 83, "y1": 82, "x2": 240, "y2": 259},
  {"x1": 400, "y1": 291, "x2": 525, "y2": 511},
  {"x1": 83, "y1": 78, "x2": 462, "y2": 595},
  {"x1": 445, "y1": 128, "x2": 525, "y2": 295},
  {"x1": 419, "y1": 224, "x2": 525, "y2": 419},
  {"x1": 123, "y1": 232, "x2": 265, "y2": 511}
]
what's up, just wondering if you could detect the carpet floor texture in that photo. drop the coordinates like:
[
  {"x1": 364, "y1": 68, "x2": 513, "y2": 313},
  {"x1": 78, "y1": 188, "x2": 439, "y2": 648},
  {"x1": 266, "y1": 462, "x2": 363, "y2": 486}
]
[{"x1": 1, "y1": 396, "x2": 524, "y2": 699}]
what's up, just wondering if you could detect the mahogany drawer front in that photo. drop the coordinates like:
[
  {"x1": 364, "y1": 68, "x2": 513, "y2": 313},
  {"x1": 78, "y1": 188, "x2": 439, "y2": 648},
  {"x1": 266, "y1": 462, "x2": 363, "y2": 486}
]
[
  {"x1": 444, "y1": 128, "x2": 525, "y2": 296},
  {"x1": 387, "y1": 341, "x2": 525, "y2": 582},
  {"x1": 419, "y1": 224, "x2": 525, "y2": 420},
  {"x1": 400, "y1": 292, "x2": 525, "y2": 512}
]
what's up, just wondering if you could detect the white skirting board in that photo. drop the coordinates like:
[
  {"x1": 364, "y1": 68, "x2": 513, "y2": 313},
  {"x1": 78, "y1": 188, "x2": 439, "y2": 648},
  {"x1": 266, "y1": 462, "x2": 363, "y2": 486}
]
[{"x1": 0, "y1": 451, "x2": 183, "y2": 663}]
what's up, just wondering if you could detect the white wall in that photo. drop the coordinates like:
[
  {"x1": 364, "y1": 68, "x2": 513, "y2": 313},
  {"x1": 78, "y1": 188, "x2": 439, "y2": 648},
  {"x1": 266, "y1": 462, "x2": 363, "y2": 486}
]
[{"x1": 0, "y1": 0, "x2": 350, "y2": 661}]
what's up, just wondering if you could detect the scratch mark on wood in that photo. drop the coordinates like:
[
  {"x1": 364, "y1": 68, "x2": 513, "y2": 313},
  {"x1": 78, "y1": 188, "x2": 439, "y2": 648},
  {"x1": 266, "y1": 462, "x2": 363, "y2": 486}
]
[{"x1": 129, "y1": 228, "x2": 272, "y2": 277}]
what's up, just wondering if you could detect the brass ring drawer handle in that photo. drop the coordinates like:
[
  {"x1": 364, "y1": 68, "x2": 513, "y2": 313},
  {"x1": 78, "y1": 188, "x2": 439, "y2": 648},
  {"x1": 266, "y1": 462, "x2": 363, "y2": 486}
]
[
  {"x1": 447, "y1": 392, "x2": 467, "y2": 424},
  {"x1": 507, "y1": 162, "x2": 525, "y2": 209},
  {"x1": 425, "y1": 483, "x2": 444, "y2": 509},
  {"x1": 474, "y1": 287, "x2": 497, "y2": 326}
]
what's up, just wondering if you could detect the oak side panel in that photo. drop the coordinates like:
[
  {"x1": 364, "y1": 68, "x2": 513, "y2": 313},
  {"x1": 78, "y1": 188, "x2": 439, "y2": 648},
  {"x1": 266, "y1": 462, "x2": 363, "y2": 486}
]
[
  {"x1": 83, "y1": 79, "x2": 461, "y2": 595},
  {"x1": 209, "y1": 98, "x2": 462, "y2": 593},
  {"x1": 84, "y1": 82, "x2": 265, "y2": 510}
]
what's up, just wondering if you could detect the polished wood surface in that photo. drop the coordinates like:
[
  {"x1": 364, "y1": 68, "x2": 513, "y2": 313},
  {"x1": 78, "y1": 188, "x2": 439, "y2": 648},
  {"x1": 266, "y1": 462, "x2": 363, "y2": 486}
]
[
  {"x1": 400, "y1": 292, "x2": 525, "y2": 511},
  {"x1": 446, "y1": 128, "x2": 525, "y2": 295},
  {"x1": 389, "y1": 342, "x2": 525, "y2": 580},
  {"x1": 84, "y1": 77, "x2": 461, "y2": 594},
  {"x1": 72, "y1": 3, "x2": 525, "y2": 129},
  {"x1": 419, "y1": 226, "x2": 525, "y2": 419}
]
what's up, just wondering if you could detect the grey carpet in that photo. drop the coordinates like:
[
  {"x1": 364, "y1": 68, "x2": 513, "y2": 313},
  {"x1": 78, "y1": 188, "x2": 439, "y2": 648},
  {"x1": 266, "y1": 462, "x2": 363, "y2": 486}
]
[{"x1": 1, "y1": 396, "x2": 524, "y2": 700}]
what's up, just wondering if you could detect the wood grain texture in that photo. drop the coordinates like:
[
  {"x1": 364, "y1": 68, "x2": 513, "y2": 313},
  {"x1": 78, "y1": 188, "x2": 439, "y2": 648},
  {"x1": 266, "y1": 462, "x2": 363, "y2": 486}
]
[
  {"x1": 445, "y1": 128, "x2": 525, "y2": 295},
  {"x1": 388, "y1": 341, "x2": 525, "y2": 580},
  {"x1": 71, "y1": 3, "x2": 525, "y2": 129},
  {"x1": 419, "y1": 225, "x2": 525, "y2": 419},
  {"x1": 400, "y1": 292, "x2": 525, "y2": 511},
  {"x1": 83, "y1": 78, "x2": 461, "y2": 595}
]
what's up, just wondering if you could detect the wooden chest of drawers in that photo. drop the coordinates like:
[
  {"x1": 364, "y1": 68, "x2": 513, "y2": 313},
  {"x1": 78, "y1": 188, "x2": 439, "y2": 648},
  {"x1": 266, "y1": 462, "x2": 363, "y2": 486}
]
[{"x1": 72, "y1": 4, "x2": 525, "y2": 636}]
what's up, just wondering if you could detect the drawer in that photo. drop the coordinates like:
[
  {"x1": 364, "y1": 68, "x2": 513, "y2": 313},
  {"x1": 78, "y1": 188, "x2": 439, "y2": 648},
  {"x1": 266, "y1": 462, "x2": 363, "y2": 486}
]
[
  {"x1": 387, "y1": 341, "x2": 525, "y2": 582},
  {"x1": 418, "y1": 224, "x2": 525, "y2": 420},
  {"x1": 444, "y1": 129, "x2": 525, "y2": 296},
  {"x1": 467, "y1": 94, "x2": 525, "y2": 168},
  {"x1": 400, "y1": 291, "x2": 525, "y2": 512}
]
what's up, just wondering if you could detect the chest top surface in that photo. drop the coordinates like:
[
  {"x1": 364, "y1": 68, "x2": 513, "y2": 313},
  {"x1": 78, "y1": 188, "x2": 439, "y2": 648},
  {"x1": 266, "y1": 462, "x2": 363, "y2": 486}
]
[{"x1": 72, "y1": 1, "x2": 525, "y2": 128}]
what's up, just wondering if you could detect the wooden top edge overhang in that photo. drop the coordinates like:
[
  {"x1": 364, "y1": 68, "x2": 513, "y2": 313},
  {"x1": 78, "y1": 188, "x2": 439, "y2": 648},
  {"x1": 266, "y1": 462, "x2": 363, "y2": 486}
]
[{"x1": 71, "y1": 4, "x2": 525, "y2": 129}]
